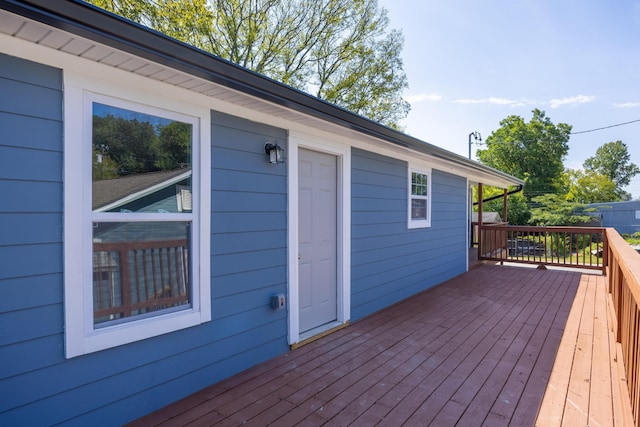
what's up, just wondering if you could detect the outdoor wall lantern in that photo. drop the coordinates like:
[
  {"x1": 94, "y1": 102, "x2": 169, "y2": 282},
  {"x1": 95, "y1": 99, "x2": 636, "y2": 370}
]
[{"x1": 265, "y1": 142, "x2": 285, "y2": 164}]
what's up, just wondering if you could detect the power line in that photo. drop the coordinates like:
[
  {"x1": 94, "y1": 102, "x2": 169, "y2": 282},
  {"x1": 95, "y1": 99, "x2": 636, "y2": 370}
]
[{"x1": 571, "y1": 118, "x2": 640, "y2": 135}]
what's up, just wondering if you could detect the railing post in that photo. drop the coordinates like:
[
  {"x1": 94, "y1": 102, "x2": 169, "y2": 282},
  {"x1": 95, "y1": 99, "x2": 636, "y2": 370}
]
[
  {"x1": 118, "y1": 242, "x2": 133, "y2": 318},
  {"x1": 502, "y1": 188, "x2": 508, "y2": 223},
  {"x1": 477, "y1": 183, "x2": 483, "y2": 258},
  {"x1": 603, "y1": 228, "x2": 609, "y2": 275}
]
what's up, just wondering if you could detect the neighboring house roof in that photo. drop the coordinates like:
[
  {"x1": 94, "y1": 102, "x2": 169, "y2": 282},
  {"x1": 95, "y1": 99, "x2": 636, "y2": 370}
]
[
  {"x1": 0, "y1": 0, "x2": 523, "y2": 189},
  {"x1": 589, "y1": 200, "x2": 640, "y2": 208},
  {"x1": 92, "y1": 168, "x2": 191, "y2": 211},
  {"x1": 471, "y1": 212, "x2": 503, "y2": 223}
]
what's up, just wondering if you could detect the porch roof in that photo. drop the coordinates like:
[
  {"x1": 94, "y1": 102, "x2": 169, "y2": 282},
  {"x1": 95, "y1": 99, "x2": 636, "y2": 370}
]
[{"x1": 128, "y1": 264, "x2": 631, "y2": 426}]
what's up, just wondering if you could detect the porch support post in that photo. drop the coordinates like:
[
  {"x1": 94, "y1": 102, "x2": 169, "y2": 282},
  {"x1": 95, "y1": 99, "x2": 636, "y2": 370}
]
[
  {"x1": 478, "y1": 183, "x2": 483, "y2": 257},
  {"x1": 503, "y1": 188, "x2": 508, "y2": 223}
]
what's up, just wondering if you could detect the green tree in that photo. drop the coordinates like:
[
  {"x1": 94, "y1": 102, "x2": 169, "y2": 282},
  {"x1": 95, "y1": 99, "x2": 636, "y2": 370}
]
[
  {"x1": 562, "y1": 169, "x2": 620, "y2": 204},
  {"x1": 583, "y1": 140, "x2": 639, "y2": 200},
  {"x1": 528, "y1": 194, "x2": 595, "y2": 226},
  {"x1": 476, "y1": 109, "x2": 571, "y2": 200},
  {"x1": 93, "y1": 114, "x2": 158, "y2": 176},
  {"x1": 88, "y1": 0, "x2": 410, "y2": 128},
  {"x1": 154, "y1": 121, "x2": 192, "y2": 171}
]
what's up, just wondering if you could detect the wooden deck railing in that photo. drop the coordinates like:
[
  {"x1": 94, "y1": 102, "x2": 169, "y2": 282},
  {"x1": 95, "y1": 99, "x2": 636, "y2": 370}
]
[
  {"x1": 478, "y1": 224, "x2": 606, "y2": 271},
  {"x1": 606, "y1": 228, "x2": 640, "y2": 426},
  {"x1": 93, "y1": 239, "x2": 190, "y2": 323},
  {"x1": 471, "y1": 221, "x2": 508, "y2": 247},
  {"x1": 478, "y1": 224, "x2": 640, "y2": 424}
]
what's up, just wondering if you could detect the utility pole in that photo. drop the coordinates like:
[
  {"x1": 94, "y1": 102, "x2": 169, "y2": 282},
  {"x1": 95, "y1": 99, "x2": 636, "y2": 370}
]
[{"x1": 468, "y1": 131, "x2": 481, "y2": 159}]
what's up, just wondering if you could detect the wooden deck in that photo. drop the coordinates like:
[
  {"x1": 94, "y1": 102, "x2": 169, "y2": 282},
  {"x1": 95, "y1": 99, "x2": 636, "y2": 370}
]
[{"x1": 129, "y1": 264, "x2": 632, "y2": 426}]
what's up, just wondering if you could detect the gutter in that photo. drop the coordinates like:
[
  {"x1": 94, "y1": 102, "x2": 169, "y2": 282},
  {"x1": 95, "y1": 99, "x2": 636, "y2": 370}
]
[{"x1": 473, "y1": 184, "x2": 524, "y2": 206}]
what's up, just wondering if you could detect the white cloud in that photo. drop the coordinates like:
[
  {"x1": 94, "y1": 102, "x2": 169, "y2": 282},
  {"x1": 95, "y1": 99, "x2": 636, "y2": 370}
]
[
  {"x1": 613, "y1": 102, "x2": 640, "y2": 109},
  {"x1": 453, "y1": 97, "x2": 536, "y2": 107},
  {"x1": 445, "y1": 94, "x2": 596, "y2": 109},
  {"x1": 548, "y1": 95, "x2": 595, "y2": 109},
  {"x1": 405, "y1": 93, "x2": 443, "y2": 103}
]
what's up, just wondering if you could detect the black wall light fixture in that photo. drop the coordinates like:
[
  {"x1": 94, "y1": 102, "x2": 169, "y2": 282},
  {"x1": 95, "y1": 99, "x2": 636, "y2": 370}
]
[{"x1": 265, "y1": 142, "x2": 284, "y2": 164}]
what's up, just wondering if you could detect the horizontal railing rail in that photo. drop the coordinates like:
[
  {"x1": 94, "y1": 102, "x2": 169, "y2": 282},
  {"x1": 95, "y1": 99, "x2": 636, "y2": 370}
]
[
  {"x1": 478, "y1": 224, "x2": 606, "y2": 271},
  {"x1": 606, "y1": 228, "x2": 640, "y2": 426},
  {"x1": 93, "y1": 239, "x2": 190, "y2": 323}
]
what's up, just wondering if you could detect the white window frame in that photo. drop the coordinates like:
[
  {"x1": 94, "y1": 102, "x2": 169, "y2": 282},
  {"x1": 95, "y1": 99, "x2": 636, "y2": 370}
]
[
  {"x1": 408, "y1": 166, "x2": 432, "y2": 229},
  {"x1": 64, "y1": 75, "x2": 211, "y2": 358}
]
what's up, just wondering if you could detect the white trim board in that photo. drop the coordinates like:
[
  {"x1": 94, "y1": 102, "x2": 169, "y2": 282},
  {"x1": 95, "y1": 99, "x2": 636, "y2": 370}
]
[{"x1": 287, "y1": 131, "x2": 351, "y2": 345}]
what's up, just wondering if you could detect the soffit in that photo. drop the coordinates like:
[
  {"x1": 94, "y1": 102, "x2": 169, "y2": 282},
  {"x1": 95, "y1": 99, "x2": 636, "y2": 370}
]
[{"x1": 0, "y1": 9, "x2": 334, "y2": 128}]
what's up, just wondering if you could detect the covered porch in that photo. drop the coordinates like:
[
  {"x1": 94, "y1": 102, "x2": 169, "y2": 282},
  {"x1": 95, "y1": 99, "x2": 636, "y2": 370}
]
[{"x1": 129, "y1": 263, "x2": 631, "y2": 426}]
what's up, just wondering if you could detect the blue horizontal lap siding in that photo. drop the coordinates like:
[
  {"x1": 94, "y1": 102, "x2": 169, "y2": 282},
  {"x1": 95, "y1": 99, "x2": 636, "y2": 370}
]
[
  {"x1": 201, "y1": 111, "x2": 289, "y2": 411},
  {"x1": 210, "y1": 110, "x2": 288, "y2": 301},
  {"x1": 0, "y1": 54, "x2": 67, "y2": 424},
  {"x1": 351, "y1": 148, "x2": 467, "y2": 320},
  {"x1": 591, "y1": 201, "x2": 640, "y2": 235},
  {"x1": 0, "y1": 54, "x2": 289, "y2": 425}
]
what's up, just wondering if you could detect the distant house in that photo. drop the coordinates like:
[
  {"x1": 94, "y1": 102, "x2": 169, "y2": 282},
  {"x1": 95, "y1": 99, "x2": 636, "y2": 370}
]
[
  {"x1": 472, "y1": 212, "x2": 503, "y2": 223},
  {"x1": 588, "y1": 200, "x2": 640, "y2": 235},
  {"x1": 92, "y1": 168, "x2": 192, "y2": 213},
  {"x1": 470, "y1": 211, "x2": 504, "y2": 246},
  {"x1": 0, "y1": 1, "x2": 523, "y2": 425}
]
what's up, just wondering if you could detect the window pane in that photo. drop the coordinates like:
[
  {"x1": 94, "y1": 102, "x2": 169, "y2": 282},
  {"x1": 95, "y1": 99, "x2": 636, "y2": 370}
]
[
  {"x1": 411, "y1": 198, "x2": 427, "y2": 220},
  {"x1": 92, "y1": 221, "x2": 191, "y2": 326},
  {"x1": 92, "y1": 103, "x2": 192, "y2": 213},
  {"x1": 411, "y1": 172, "x2": 427, "y2": 196}
]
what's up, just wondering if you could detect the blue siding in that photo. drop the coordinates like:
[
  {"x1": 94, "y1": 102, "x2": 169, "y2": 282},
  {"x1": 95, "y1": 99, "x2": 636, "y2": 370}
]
[
  {"x1": 351, "y1": 148, "x2": 468, "y2": 320},
  {"x1": 209, "y1": 112, "x2": 289, "y2": 363},
  {"x1": 589, "y1": 201, "x2": 640, "y2": 235},
  {"x1": 0, "y1": 54, "x2": 66, "y2": 423},
  {"x1": 0, "y1": 54, "x2": 289, "y2": 426}
]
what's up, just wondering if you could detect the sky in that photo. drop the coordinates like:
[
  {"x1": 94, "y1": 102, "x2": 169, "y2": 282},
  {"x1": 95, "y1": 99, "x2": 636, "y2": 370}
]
[{"x1": 377, "y1": 0, "x2": 640, "y2": 199}]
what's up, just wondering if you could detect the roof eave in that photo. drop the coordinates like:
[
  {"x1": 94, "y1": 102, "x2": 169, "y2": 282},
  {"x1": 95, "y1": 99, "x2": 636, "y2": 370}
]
[{"x1": 2, "y1": 0, "x2": 523, "y2": 188}]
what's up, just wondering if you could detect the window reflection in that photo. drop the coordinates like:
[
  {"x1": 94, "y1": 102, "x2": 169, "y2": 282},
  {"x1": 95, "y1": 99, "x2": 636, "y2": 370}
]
[
  {"x1": 90, "y1": 101, "x2": 195, "y2": 326},
  {"x1": 92, "y1": 221, "x2": 191, "y2": 326},
  {"x1": 410, "y1": 171, "x2": 429, "y2": 221},
  {"x1": 412, "y1": 199, "x2": 427, "y2": 220},
  {"x1": 92, "y1": 103, "x2": 192, "y2": 213}
]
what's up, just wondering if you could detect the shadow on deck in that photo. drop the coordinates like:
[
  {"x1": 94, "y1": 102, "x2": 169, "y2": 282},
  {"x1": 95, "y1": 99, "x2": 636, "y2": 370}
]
[{"x1": 129, "y1": 264, "x2": 630, "y2": 426}]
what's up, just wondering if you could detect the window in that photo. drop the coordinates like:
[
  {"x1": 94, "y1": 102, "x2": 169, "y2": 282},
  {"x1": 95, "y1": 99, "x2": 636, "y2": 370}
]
[
  {"x1": 64, "y1": 86, "x2": 210, "y2": 358},
  {"x1": 408, "y1": 167, "x2": 431, "y2": 228}
]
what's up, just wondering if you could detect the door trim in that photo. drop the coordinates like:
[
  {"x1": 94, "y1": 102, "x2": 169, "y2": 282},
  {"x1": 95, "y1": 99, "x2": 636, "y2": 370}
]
[{"x1": 287, "y1": 131, "x2": 351, "y2": 346}]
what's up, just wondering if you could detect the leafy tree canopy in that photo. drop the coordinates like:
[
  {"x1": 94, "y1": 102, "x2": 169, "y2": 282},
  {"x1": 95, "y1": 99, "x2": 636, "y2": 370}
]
[
  {"x1": 92, "y1": 114, "x2": 191, "y2": 179},
  {"x1": 583, "y1": 140, "x2": 639, "y2": 200},
  {"x1": 88, "y1": 0, "x2": 410, "y2": 128},
  {"x1": 528, "y1": 194, "x2": 597, "y2": 227},
  {"x1": 562, "y1": 168, "x2": 620, "y2": 204},
  {"x1": 476, "y1": 109, "x2": 571, "y2": 200}
]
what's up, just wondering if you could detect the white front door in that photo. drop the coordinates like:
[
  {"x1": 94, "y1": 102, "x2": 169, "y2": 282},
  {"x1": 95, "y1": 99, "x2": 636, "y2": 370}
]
[{"x1": 298, "y1": 148, "x2": 338, "y2": 333}]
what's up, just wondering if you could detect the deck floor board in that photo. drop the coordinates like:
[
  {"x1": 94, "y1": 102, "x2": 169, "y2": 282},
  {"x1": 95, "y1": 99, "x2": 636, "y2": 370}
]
[{"x1": 128, "y1": 264, "x2": 631, "y2": 426}]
